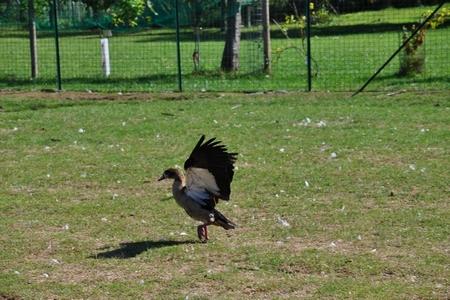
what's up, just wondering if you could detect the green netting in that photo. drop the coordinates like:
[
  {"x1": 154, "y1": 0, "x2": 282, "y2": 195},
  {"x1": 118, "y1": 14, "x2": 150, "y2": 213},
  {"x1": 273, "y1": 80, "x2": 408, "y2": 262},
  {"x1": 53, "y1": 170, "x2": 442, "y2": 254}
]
[
  {"x1": 1, "y1": 1, "x2": 449, "y2": 92},
  {"x1": 153, "y1": 0, "x2": 227, "y2": 28},
  {"x1": 0, "y1": 1, "x2": 249, "y2": 30},
  {"x1": 0, "y1": 0, "x2": 265, "y2": 92}
]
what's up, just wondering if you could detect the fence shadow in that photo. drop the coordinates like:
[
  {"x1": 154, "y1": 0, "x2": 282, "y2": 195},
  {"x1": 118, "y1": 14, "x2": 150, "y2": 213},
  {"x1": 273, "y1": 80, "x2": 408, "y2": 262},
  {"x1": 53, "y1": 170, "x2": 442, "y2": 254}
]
[
  {"x1": 376, "y1": 74, "x2": 450, "y2": 84},
  {"x1": 0, "y1": 74, "x2": 177, "y2": 90},
  {"x1": 0, "y1": 70, "x2": 267, "y2": 89},
  {"x1": 90, "y1": 240, "x2": 198, "y2": 259}
]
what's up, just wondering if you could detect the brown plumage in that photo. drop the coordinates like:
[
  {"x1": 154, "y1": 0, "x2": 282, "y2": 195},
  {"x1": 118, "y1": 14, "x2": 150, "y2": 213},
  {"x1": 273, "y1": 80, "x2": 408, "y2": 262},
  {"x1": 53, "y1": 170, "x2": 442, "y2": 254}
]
[{"x1": 158, "y1": 135, "x2": 238, "y2": 242}]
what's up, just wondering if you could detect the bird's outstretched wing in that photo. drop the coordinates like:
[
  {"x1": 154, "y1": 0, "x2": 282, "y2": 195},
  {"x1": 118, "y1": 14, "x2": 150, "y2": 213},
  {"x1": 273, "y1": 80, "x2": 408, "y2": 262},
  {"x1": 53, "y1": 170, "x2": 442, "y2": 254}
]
[{"x1": 184, "y1": 135, "x2": 237, "y2": 206}]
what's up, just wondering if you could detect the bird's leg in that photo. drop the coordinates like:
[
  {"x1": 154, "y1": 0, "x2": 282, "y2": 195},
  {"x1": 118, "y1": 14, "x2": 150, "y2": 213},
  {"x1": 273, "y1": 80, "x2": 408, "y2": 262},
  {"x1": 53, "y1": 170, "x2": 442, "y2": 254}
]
[
  {"x1": 197, "y1": 225, "x2": 203, "y2": 240},
  {"x1": 197, "y1": 224, "x2": 207, "y2": 243}
]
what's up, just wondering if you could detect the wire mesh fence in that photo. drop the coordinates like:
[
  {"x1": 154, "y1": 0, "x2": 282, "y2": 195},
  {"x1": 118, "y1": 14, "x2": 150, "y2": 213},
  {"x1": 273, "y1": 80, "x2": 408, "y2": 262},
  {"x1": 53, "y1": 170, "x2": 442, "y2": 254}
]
[{"x1": 1, "y1": 1, "x2": 449, "y2": 92}]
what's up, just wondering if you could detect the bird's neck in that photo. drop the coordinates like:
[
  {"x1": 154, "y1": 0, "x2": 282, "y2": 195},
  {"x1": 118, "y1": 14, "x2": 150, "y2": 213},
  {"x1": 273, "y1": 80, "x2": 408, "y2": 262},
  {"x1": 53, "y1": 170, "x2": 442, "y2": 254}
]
[
  {"x1": 171, "y1": 174, "x2": 186, "y2": 208},
  {"x1": 171, "y1": 171, "x2": 185, "y2": 192},
  {"x1": 172, "y1": 178, "x2": 184, "y2": 191}
]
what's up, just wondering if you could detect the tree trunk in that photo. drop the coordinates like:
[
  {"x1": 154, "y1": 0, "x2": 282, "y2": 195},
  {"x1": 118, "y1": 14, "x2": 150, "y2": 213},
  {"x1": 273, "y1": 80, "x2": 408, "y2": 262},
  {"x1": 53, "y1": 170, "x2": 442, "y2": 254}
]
[
  {"x1": 48, "y1": 0, "x2": 54, "y2": 27},
  {"x1": 245, "y1": 5, "x2": 252, "y2": 27},
  {"x1": 221, "y1": 0, "x2": 241, "y2": 72},
  {"x1": 220, "y1": 0, "x2": 226, "y2": 32}
]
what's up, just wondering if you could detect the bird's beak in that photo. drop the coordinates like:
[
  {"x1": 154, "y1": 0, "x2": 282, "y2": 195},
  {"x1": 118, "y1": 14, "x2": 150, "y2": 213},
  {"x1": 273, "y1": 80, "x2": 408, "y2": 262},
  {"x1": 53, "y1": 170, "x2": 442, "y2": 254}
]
[{"x1": 158, "y1": 175, "x2": 165, "y2": 181}]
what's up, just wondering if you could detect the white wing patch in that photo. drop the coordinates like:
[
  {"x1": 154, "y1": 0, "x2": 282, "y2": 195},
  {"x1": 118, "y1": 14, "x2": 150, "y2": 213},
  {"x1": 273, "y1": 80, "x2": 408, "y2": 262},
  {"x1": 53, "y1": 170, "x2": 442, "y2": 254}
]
[
  {"x1": 186, "y1": 167, "x2": 220, "y2": 195},
  {"x1": 185, "y1": 167, "x2": 220, "y2": 206}
]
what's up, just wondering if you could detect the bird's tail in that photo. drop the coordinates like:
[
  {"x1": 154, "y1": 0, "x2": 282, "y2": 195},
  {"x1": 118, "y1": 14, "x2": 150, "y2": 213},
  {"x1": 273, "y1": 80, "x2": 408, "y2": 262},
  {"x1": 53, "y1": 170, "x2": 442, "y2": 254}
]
[{"x1": 213, "y1": 209, "x2": 236, "y2": 230}]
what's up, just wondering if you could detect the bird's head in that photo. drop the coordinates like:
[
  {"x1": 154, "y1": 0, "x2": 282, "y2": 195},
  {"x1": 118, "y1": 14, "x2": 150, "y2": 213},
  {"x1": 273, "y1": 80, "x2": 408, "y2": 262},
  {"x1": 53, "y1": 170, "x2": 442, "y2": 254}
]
[{"x1": 158, "y1": 168, "x2": 181, "y2": 181}]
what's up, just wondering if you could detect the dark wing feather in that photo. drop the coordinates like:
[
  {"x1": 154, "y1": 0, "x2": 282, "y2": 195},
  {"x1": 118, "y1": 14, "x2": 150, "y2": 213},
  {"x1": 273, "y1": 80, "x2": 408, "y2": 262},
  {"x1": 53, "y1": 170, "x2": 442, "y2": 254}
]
[{"x1": 184, "y1": 135, "x2": 237, "y2": 200}]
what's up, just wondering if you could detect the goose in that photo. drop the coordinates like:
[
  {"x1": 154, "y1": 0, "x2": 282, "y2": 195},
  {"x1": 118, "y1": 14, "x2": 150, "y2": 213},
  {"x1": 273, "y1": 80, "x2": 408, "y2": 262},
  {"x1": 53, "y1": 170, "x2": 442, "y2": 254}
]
[{"x1": 158, "y1": 135, "x2": 238, "y2": 242}]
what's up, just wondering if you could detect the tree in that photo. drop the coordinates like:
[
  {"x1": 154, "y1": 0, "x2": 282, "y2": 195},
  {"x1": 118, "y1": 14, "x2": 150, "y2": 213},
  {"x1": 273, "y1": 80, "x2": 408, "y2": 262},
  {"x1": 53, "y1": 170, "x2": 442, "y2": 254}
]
[
  {"x1": 110, "y1": 0, "x2": 147, "y2": 27},
  {"x1": 80, "y1": 0, "x2": 148, "y2": 27},
  {"x1": 80, "y1": 0, "x2": 115, "y2": 18},
  {"x1": 221, "y1": 0, "x2": 241, "y2": 72}
]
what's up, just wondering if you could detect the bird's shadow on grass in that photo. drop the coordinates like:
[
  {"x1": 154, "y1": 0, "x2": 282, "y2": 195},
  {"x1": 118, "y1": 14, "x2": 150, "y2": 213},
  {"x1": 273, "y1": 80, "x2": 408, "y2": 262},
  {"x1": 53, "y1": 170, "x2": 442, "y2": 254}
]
[{"x1": 90, "y1": 240, "x2": 198, "y2": 259}]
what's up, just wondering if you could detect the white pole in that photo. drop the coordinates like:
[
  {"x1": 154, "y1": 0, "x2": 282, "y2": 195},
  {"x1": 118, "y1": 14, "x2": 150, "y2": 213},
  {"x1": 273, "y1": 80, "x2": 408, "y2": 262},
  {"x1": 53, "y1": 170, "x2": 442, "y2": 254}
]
[{"x1": 100, "y1": 38, "x2": 111, "y2": 77}]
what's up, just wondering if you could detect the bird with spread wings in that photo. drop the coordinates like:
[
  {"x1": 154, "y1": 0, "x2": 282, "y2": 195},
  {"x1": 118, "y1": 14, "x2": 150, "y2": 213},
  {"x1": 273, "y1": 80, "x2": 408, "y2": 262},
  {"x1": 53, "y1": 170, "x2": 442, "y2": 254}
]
[{"x1": 158, "y1": 135, "x2": 238, "y2": 242}]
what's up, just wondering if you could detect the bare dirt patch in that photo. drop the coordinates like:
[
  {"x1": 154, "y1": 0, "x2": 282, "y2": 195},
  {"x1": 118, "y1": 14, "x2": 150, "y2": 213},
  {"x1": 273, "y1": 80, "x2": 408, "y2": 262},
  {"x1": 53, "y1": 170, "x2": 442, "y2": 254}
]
[
  {"x1": 0, "y1": 295, "x2": 21, "y2": 300},
  {"x1": 0, "y1": 90, "x2": 181, "y2": 102},
  {"x1": 0, "y1": 90, "x2": 351, "y2": 103}
]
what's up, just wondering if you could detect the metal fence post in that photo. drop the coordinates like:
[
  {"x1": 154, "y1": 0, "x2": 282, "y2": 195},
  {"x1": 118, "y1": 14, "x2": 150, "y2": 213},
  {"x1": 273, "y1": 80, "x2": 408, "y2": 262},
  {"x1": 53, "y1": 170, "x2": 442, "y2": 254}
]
[
  {"x1": 306, "y1": 1, "x2": 312, "y2": 92},
  {"x1": 28, "y1": 0, "x2": 38, "y2": 79},
  {"x1": 175, "y1": 0, "x2": 183, "y2": 92},
  {"x1": 52, "y1": 0, "x2": 62, "y2": 91},
  {"x1": 262, "y1": 0, "x2": 271, "y2": 74}
]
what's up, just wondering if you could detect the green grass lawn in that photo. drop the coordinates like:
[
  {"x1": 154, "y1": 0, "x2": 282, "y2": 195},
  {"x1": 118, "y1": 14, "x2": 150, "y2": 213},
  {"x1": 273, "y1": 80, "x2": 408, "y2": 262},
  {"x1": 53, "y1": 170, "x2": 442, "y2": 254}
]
[
  {"x1": 1, "y1": 4, "x2": 449, "y2": 92},
  {"x1": 329, "y1": 5, "x2": 438, "y2": 26},
  {"x1": 0, "y1": 91, "x2": 449, "y2": 299}
]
